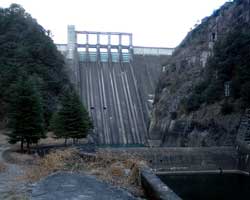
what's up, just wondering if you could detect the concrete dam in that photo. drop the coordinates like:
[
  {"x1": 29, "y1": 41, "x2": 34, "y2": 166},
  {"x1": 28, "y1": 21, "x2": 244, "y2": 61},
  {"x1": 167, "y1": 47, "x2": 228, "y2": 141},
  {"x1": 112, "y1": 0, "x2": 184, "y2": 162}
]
[{"x1": 57, "y1": 25, "x2": 174, "y2": 145}]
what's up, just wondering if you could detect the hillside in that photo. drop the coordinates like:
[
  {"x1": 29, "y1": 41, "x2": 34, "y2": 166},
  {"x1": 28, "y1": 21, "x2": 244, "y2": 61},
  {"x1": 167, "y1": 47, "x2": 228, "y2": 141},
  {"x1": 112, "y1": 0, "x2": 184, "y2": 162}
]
[
  {"x1": 0, "y1": 4, "x2": 71, "y2": 128},
  {"x1": 149, "y1": 0, "x2": 250, "y2": 147}
]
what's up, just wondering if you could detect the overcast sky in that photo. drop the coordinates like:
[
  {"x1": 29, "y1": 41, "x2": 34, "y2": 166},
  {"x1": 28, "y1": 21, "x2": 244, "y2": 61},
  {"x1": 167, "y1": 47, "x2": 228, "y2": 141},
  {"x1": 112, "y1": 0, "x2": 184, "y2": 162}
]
[{"x1": 1, "y1": 0, "x2": 228, "y2": 47}]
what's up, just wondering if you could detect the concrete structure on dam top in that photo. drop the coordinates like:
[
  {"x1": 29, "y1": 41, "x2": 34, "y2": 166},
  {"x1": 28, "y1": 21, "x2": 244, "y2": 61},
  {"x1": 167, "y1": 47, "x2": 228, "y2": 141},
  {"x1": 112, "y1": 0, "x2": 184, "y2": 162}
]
[{"x1": 56, "y1": 25, "x2": 174, "y2": 146}]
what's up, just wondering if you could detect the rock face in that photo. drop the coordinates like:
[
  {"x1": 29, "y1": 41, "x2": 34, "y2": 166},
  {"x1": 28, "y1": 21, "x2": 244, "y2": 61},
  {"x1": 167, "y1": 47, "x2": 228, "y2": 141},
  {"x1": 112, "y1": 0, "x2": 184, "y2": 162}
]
[
  {"x1": 149, "y1": 0, "x2": 250, "y2": 147},
  {"x1": 31, "y1": 172, "x2": 138, "y2": 200}
]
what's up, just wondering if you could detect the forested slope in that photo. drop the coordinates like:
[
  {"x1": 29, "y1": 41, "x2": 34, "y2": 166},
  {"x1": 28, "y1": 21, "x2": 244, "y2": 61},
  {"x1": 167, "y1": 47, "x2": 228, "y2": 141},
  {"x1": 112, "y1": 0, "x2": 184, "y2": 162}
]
[{"x1": 0, "y1": 4, "x2": 70, "y2": 128}]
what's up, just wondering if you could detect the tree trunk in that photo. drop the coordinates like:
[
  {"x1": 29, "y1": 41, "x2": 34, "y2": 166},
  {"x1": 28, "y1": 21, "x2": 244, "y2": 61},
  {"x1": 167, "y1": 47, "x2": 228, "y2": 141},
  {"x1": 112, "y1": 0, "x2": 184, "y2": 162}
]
[
  {"x1": 21, "y1": 137, "x2": 24, "y2": 152},
  {"x1": 26, "y1": 139, "x2": 30, "y2": 152},
  {"x1": 64, "y1": 138, "x2": 67, "y2": 146}
]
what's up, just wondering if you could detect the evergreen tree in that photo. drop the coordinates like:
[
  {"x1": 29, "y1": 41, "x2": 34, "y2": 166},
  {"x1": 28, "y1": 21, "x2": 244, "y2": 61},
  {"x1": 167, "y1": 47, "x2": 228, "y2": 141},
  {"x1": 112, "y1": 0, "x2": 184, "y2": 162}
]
[
  {"x1": 7, "y1": 76, "x2": 45, "y2": 151},
  {"x1": 51, "y1": 90, "x2": 92, "y2": 145}
]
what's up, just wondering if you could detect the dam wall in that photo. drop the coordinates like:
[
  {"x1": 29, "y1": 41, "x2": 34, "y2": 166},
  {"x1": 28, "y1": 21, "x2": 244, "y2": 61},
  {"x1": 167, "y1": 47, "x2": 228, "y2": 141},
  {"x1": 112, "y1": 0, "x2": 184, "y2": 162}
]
[
  {"x1": 56, "y1": 25, "x2": 173, "y2": 145},
  {"x1": 79, "y1": 61, "x2": 147, "y2": 145},
  {"x1": 98, "y1": 147, "x2": 239, "y2": 171},
  {"x1": 78, "y1": 55, "x2": 169, "y2": 145}
]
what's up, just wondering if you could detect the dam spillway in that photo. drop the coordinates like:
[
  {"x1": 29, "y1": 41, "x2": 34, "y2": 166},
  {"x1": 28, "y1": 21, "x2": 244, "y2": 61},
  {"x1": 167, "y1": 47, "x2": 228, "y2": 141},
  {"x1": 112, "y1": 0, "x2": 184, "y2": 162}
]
[
  {"x1": 80, "y1": 61, "x2": 146, "y2": 144},
  {"x1": 57, "y1": 25, "x2": 174, "y2": 145}
]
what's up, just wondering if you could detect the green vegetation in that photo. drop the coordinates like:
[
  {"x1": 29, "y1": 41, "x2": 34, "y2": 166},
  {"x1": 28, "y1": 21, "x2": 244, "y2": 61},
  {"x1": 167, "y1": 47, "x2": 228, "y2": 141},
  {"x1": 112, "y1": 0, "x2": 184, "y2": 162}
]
[
  {"x1": 0, "y1": 4, "x2": 70, "y2": 126},
  {"x1": 0, "y1": 4, "x2": 92, "y2": 149},
  {"x1": 51, "y1": 90, "x2": 93, "y2": 145},
  {"x1": 7, "y1": 76, "x2": 45, "y2": 151},
  {"x1": 183, "y1": 24, "x2": 250, "y2": 113}
]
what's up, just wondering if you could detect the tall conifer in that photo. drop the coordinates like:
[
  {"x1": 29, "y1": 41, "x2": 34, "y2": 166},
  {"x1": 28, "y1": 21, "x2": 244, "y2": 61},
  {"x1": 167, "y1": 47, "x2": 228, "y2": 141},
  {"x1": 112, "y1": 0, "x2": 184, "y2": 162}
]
[
  {"x1": 7, "y1": 76, "x2": 45, "y2": 151},
  {"x1": 51, "y1": 89, "x2": 92, "y2": 145}
]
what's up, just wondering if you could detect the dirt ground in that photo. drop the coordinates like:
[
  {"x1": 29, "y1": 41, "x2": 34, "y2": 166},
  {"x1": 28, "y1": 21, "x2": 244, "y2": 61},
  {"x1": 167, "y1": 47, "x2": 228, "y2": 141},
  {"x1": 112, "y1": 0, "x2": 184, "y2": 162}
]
[
  {"x1": 0, "y1": 130, "x2": 64, "y2": 200},
  {"x1": 0, "y1": 130, "x2": 146, "y2": 199},
  {"x1": 0, "y1": 130, "x2": 30, "y2": 200}
]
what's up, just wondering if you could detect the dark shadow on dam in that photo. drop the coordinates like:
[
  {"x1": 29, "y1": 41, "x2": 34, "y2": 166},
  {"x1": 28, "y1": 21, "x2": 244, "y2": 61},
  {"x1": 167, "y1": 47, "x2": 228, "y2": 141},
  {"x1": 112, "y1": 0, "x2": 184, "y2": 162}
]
[{"x1": 158, "y1": 172, "x2": 250, "y2": 200}]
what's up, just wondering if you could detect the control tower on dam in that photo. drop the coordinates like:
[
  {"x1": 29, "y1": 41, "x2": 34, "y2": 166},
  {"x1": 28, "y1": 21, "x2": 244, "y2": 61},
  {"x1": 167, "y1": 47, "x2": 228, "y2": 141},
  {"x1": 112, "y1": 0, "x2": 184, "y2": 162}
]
[{"x1": 57, "y1": 25, "x2": 174, "y2": 146}]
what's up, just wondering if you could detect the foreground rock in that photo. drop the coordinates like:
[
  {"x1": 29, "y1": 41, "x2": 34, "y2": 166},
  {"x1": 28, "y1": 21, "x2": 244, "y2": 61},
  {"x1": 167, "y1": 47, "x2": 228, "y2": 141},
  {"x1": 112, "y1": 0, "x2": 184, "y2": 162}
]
[{"x1": 31, "y1": 172, "x2": 139, "y2": 200}]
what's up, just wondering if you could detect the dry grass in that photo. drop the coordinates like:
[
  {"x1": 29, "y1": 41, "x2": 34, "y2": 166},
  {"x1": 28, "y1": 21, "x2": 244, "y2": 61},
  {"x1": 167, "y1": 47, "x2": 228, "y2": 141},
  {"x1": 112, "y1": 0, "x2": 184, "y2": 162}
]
[
  {"x1": 1, "y1": 192, "x2": 29, "y2": 200},
  {"x1": 23, "y1": 148, "x2": 78, "y2": 182},
  {"x1": 0, "y1": 161, "x2": 7, "y2": 173},
  {"x1": 81, "y1": 151, "x2": 147, "y2": 196},
  {"x1": 4, "y1": 151, "x2": 36, "y2": 165},
  {"x1": 38, "y1": 132, "x2": 65, "y2": 145},
  {"x1": 39, "y1": 132, "x2": 88, "y2": 145},
  {"x1": 20, "y1": 148, "x2": 146, "y2": 197}
]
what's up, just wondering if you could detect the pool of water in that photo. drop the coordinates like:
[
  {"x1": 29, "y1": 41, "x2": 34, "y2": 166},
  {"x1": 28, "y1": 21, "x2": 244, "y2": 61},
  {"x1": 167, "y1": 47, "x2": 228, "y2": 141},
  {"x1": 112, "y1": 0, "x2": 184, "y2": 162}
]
[{"x1": 158, "y1": 172, "x2": 250, "y2": 200}]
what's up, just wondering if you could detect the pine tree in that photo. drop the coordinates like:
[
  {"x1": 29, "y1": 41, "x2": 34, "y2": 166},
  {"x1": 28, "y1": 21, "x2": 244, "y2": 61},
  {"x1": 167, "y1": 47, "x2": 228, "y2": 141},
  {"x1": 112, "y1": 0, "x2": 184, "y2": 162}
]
[
  {"x1": 51, "y1": 89, "x2": 92, "y2": 145},
  {"x1": 7, "y1": 76, "x2": 45, "y2": 151}
]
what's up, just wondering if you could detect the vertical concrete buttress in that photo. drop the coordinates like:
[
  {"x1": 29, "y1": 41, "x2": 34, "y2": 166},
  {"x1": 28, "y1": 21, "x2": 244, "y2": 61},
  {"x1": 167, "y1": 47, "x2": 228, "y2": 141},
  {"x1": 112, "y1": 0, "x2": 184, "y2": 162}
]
[
  {"x1": 67, "y1": 25, "x2": 80, "y2": 95},
  {"x1": 97, "y1": 34, "x2": 100, "y2": 63},
  {"x1": 118, "y1": 34, "x2": 122, "y2": 62},
  {"x1": 108, "y1": 34, "x2": 111, "y2": 63}
]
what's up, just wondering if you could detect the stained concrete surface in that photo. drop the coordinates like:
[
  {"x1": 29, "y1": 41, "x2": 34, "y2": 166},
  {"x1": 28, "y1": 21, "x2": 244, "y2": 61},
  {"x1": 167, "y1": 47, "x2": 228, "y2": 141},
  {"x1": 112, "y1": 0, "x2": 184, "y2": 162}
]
[
  {"x1": 31, "y1": 172, "x2": 139, "y2": 200},
  {"x1": 78, "y1": 55, "x2": 168, "y2": 145}
]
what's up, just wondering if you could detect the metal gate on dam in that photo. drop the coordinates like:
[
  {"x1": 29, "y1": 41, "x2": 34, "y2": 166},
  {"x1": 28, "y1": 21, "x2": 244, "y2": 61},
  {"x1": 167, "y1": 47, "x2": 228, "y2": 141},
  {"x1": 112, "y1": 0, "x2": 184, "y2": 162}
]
[{"x1": 56, "y1": 25, "x2": 174, "y2": 146}]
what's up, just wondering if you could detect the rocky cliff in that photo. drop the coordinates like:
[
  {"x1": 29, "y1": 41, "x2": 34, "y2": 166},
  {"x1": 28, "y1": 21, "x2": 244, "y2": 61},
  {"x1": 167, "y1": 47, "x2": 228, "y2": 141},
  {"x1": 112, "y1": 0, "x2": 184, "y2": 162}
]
[{"x1": 149, "y1": 0, "x2": 250, "y2": 147}]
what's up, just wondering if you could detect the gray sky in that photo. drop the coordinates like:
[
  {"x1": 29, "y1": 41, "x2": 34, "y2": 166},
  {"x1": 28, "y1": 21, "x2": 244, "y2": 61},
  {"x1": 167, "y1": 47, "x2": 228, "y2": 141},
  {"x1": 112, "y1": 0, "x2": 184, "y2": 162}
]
[{"x1": 1, "y1": 0, "x2": 228, "y2": 47}]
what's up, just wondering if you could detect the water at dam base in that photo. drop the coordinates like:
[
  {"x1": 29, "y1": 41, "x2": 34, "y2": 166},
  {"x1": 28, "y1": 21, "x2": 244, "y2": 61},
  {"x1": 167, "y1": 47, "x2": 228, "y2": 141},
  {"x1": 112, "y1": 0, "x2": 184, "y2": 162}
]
[{"x1": 158, "y1": 172, "x2": 250, "y2": 200}]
